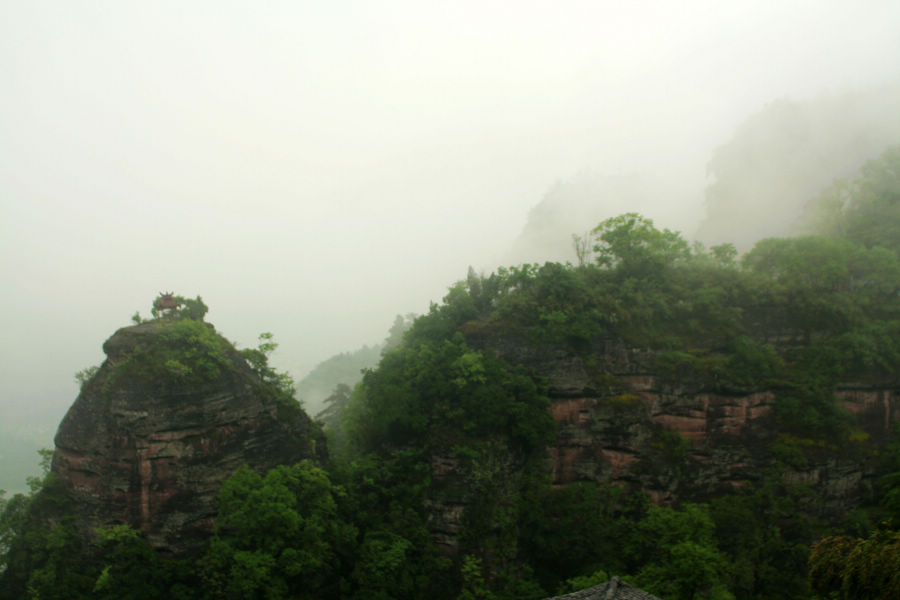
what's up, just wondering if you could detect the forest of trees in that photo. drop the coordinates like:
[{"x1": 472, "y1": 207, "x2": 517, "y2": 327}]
[
  {"x1": 2, "y1": 146, "x2": 900, "y2": 599},
  {"x1": 296, "y1": 313, "x2": 417, "y2": 417}
]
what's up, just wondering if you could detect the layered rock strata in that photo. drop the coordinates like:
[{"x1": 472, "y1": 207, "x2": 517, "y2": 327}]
[
  {"x1": 478, "y1": 333, "x2": 899, "y2": 506},
  {"x1": 52, "y1": 321, "x2": 322, "y2": 555}
]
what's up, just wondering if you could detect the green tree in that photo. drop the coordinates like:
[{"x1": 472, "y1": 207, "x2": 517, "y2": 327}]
[
  {"x1": 518, "y1": 482, "x2": 626, "y2": 589},
  {"x1": 809, "y1": 529, "x2": 900, "y2": 599},
  {"x1": 0, "y1": 455, "x2": 95, "y2": 600},
  {"x1": 198, "y1": 462, "x2": 357, "y2": 600},
  {"x1": 177, "y1": 296, "x2": 209, "y2": 321},
  {"x1": 626, "y1": 504, "x2": 734, "y2": 600},
  {"x1": 93, "y1": 525, "x2": 192, "y2": 600},
  {"x1": 240, "y1": 332, "x2": 298, "y2": 404},
  {"x1": 74, "y1": 365, "x2": 99, "y2": 390},
  {"x1": 457, "y1": 555, "x2": 496, "y2": 600},
  {"x1": 709, "y1": 243, "x2": 738, "y2": 268},
  {"x1": 346, "y1": 334, "x2": 552, "y2": 454},
  {"x1": 592, "y1": 212, "x2": 690, "y2": 279},
  {"x1": 802, "y1": 145, "x2": 900, "y2": 252},
  {"x1": 347, "y1": 530, "x2": 415, "y2": 600},
  {"x1": 709, "y1": 483, "x2": 815, "y2": 600},
  {"x1": 383, "y1": 313, "x2": 417, "y2": 354},
  {"x1": 316, "y1": 383, "x2": 353, "y2": 431},
  {"x1": 571, "y1": 231, "x2": 593, "y2": 267},
  {"x1": 334, "y1": 451, "x2": 451, "y2": 600}
]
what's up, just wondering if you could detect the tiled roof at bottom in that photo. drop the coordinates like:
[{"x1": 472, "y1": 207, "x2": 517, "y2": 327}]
[{"x1": 542, "y1": 576, "x2": 663, "y2": 600}]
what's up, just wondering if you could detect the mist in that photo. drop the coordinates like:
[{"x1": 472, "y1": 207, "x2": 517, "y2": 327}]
[{"x1": 3, "y1": 1, "x2": 900, "y2": 492}]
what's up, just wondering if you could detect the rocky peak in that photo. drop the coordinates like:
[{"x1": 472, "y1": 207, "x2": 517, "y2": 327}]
[{"x1": 52, "y1": 318, "x2": 323, "y2": 555}]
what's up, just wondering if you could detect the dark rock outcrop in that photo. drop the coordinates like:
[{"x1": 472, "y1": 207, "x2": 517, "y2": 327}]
[
  {"x1": 52, "y1": 320, "x2": 323, "y2": 555},
  {"x1": 471, "y1": 331, "x2": 899, "y2": 508}
]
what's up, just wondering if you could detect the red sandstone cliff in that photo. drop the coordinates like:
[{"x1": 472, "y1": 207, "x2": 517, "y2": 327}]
[
  {"x1": 52, "y1": 321, "x2": 323, "y2": 555},
  {"x1": 424, "y1": 331, "x2": 900, "y2": 554},
  {"x1": 502, "y1": 336, "x2": 898, "y2": 504}
]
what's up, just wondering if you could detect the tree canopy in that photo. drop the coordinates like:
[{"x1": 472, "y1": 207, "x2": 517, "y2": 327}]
[{"x1": 4, "y1": 155, "x2": 900, "y2": 600}]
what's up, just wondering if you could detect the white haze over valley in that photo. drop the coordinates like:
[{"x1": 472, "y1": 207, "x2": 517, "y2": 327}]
[{"x1": 2, "y1": 1, "x2": 899, "y2": 491}]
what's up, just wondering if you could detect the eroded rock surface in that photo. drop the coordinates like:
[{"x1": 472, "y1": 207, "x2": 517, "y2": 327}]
[
  {"x1": 479, "y1": 333, "x2": 899, "y2": 506},
  {"x1": 52, "y1": 321, "x2": 322, "y2": 555}
]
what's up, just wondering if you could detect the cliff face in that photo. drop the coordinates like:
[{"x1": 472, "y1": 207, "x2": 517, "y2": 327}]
[
  {"x1": 52, "y1": 321, "x2": 322, "y2": 555},
  {"x1": 471, "y1": 332, "x2": 899, "y2": 508}
]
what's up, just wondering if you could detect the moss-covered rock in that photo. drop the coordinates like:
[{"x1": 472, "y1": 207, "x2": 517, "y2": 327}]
[{"x1": 52, "y1": 319, "x2": 324, "y2": 556}]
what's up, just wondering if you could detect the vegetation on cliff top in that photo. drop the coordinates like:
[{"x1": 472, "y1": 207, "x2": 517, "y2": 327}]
[{"x1": 84, "y1": 294, "x2": 302, "y2": 411}]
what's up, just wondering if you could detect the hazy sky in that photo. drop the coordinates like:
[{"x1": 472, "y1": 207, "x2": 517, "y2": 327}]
[{"x1": 2, "y1": 1, "x2": 899, "y2": 458}]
